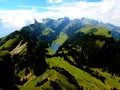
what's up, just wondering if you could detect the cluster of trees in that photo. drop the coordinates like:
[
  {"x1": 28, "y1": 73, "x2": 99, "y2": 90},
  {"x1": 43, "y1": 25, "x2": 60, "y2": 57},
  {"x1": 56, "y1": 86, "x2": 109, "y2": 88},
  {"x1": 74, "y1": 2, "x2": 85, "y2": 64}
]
[
  {"x1": 13, "y1": 41, "x2": 48, "y2": 85},
  {"x1": 0, "y1": 39, "x2": 49, "y2": 88},
  {"x1": 52, "y1": 67, "x2": 82, "y2": 89},
  {"x1": 81, "y1": 66, "x2": 106, "y2": 83},
  {"x1": 57, "y1": 29, "x2": 120, "y2": 74},
  {"x1": 0, "y1": 51, "x2": 15, "y2": 90},
  {"x1": 50, "y1": 81, "x2": 62, "y2": 90}
]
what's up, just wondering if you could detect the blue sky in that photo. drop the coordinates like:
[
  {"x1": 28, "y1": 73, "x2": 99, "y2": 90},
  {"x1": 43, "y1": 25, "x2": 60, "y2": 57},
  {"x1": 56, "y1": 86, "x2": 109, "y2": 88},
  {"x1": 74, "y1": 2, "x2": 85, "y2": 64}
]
[
  {"x1": 0, "y1": 0, "x2": 120, "y2": 37},
  {"x1": 0, "y1": 0, "x2": 102, "y2": 10}
]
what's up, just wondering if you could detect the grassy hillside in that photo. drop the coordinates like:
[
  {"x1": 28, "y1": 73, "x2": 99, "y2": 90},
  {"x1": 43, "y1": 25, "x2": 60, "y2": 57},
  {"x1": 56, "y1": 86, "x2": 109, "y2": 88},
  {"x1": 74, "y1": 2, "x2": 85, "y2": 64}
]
[
  {"x1": 78, "y1": 26, "x2": 112, "y2": 38},
  {"x1": 18, "y1": 56, "x2": 120, "y2": 90},
  {"x1": 52, "y1": 32, "x2": 68, "y2": 45}
]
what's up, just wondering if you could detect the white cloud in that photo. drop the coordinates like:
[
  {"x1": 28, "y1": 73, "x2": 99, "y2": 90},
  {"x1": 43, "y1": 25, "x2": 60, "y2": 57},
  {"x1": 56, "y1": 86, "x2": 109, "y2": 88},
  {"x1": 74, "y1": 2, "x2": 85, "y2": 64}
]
[
  {"x1": 47, "y1": 0, "x2": 53, "y2": 3},
  {"x1": 47, "y1": 0, "x2": 63, "y2": 3},
  {"x1": 0, "y1": 10, "x2": 35, "y2": 30},
  {"x1": 55, "y1": 0, "x2": 63, "y2": 3},
  {"x1": 0, "y1": 9, "x2": 63, "y2": 36},
  {"x1": 100, "y1": 0, "x2": 114, "y2": 13},
  {"x1": 44, "y1": 0, "x2": 120, "y2": 26}
]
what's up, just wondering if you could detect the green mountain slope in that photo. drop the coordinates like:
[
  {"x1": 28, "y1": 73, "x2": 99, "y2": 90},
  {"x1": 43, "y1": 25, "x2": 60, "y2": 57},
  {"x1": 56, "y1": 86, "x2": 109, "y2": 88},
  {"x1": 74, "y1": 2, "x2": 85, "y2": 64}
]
[
  {"x1": 58, "y1": 26, "x2": 120, "y2": 68},
  {"x1": 0, "y1": 18, "x2": 120, "y2": 90}
]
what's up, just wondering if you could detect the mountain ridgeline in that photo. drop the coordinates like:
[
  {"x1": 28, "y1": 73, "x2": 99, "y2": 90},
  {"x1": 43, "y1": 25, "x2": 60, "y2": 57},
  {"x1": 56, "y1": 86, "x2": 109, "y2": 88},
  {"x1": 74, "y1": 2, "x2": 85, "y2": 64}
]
[{"x1": 0, "y1": 17, "x2": 120, "y2": 90}]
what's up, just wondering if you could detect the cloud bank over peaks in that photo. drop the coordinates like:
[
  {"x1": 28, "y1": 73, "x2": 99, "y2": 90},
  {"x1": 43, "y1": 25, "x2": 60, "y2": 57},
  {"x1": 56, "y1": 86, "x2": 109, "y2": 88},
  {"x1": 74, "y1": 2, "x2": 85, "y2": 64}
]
[
  {"x1": 0, "y1": 0, "x2": 120, "y2": 37},
  {"x1": 0, "y1": 10, "x2": 38, "y2": 30}
]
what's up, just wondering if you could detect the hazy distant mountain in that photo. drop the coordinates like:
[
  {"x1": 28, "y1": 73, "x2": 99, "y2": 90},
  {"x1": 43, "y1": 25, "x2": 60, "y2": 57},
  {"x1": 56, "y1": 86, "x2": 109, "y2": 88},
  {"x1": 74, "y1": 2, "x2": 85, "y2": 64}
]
[
  {"x1": 0, "y1": 17, "x2": 120, "y2": 90},
  {"x1": 79, "y1": 18, "x2": 120, "y2": 38}
]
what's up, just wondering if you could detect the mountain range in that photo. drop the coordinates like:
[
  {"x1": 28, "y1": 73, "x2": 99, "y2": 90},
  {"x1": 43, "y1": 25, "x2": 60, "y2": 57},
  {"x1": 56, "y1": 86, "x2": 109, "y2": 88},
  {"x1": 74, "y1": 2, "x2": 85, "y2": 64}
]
[{"x1": 0, "y1": 17, "x2": 120, "y2": 90}]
